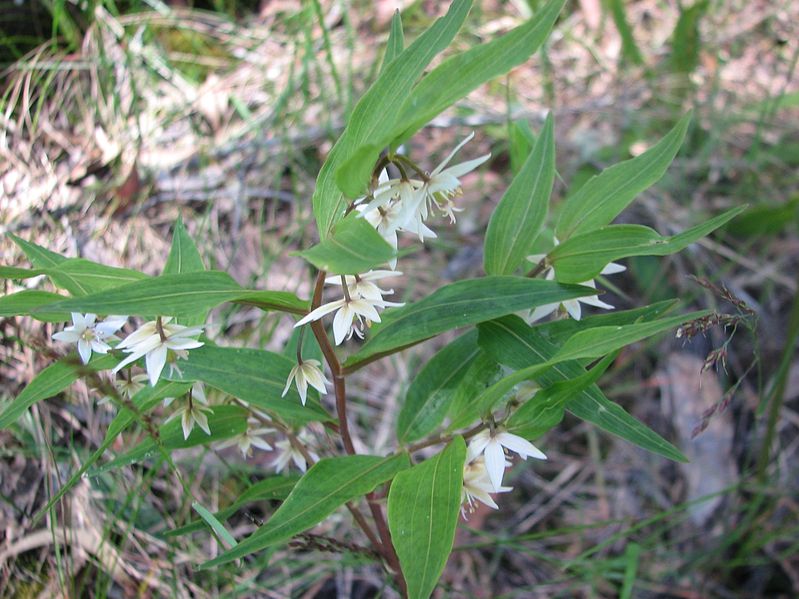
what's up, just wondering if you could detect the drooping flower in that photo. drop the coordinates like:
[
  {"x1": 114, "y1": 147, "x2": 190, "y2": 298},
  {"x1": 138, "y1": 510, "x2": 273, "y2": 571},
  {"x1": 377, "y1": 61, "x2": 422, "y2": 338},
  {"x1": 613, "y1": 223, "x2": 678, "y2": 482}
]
[
  {"x1": 217, "y1": 418, "x2": 273, "y2": 458},
  {"x1": 527, "y1": 239, "x2": 626, "y2": 322},
  {"x1": 115, "y1": 372, "x2": 149, "y2": 399},
  {"x1": 112, "y1": 317, "x2": 204, "y2": 386},
  {"x1": 295, "y1": 271, "x2": 404, "y2": 345},
  {"x1": 461, "y1": 456, "x2": 512, "y2": 517},
  {"x1": 467, "y1": 428, "x2": 547, "y2": 491},
  {"x1": 167, "y1": 382, "x2": 213, "y2": 440},
  {"x1": 282, "y1": 359, "x2": 331, "y2": 405},
  {"x1": 273, "y1": 434, "x2": 318, "y2": 473},
  {"x1": 52, "y1": 313, "x2": 128, "y2": 364}
]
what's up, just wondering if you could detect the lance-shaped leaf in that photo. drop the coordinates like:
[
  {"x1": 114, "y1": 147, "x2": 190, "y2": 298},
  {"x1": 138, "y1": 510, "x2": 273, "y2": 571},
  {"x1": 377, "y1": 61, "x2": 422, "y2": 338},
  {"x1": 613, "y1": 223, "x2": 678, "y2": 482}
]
[
  {"x1": 388, "y1": 438, "x2": 466, "y2": 599},
  {"x1": 344, "y1": 277, "x2": 595, "y2": 368},
  {"x1": 390, "y1": 0, "x2": 565, "y2": 145},
  {"x1": 9, "y1": 234, "x2": 67, "y2": 267},
  {"x1": 43, "y1": 259, "x2": 150, "y2": 296},
  {"x1": 506, "y1": 352, "x2": 617, "y2": 439},
  {"x1": 90, "y1": 405, "x2": 249, "y2": 475},
  {"x1": 0, "y1": 354, "x2": 117, "y2": 429},
  {"x1": 232, "y1": 290, "x2": 309, "y2": 315},
  {"x1": 445, "y1": 352, "x2": 503, "y2": 431},
  {"x1": 199, "y1": 453, "x2": 410, "y2": 568},
  {"x1": 34, "y1": 271, "x2": 242, "y2": 318},
  {"x1": 163, "y1": 216, "x2": 206, "y2": 276},
  {"x1": 297, "y1": 213, "x2": 396, "y2": 274},
  {"x1": 0, "y1": 290, "x2": 69, "y2": 322},
  {"x1": 0, "y1": 266, "x2": 44, "y2": 279},
  {"x1": 167, "y1": 345, "x2": 333, "y2": 425},
  {"x1": 555, "y1": 113, "x2": 691, "y2": 240},
  {"x1": 380, "y1": 9, "x2": 404, "y2": 74},
  {"x1": 472, "y1": 315, "x2": 697, "y2": 461},
  {"x1": 313, "y1": 0, "x2": 472, "y2": 236},
  {"x1": 549, "y1": 206, "x2": 746, "y2": 283},
  {"x1": 166, "y1": 475, "x2": 300, "y2": 538},
  {"x1": 397, "y1": 331, "x2": 480, "y2": 444},
  {"x1": 484, "y1": 113, "x2": 555, "y2": 275}
]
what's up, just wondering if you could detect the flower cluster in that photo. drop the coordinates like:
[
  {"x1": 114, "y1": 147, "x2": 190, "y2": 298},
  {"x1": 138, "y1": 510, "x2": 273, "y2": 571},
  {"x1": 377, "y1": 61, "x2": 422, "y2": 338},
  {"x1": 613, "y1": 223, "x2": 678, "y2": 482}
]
[
  {"x1": 52, "y1": 313, "x2": 127, "y2": 364},
  {"x1": 357, "y1": 133, "x2": 490, "y2": 265},
  {"x1": 461, "y1": 428, "x2": 547, "y2": 515},
  {"x1": 527, "y1": 237, "x2": 625, "y2": 321}
]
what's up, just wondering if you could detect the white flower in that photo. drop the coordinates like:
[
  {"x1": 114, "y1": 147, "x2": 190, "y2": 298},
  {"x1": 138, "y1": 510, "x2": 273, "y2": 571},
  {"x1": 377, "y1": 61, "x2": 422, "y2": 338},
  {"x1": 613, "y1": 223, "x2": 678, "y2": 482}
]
[
  {"x1": 282, "y1": 359, "x2": 331, "y2": 405},
  {"x1": 116, "y1": 372, "x2": 149, "y2": 399},
  {"x1": 462, "y1": 456, "x2": 512, "y2": 517},
  {"x1": 217, "y1": 418, "x2": 273, "y2": 458},
  {"x1": 52, "y1": 313, "x2": 127, "y2": 364},
  {"x1": 167, "y1": 382, "x2": 213, "y2": 440},
  {"x1": 527, "y1": 239, "x2": 626, "y2": 322},
  {"x1": 467, "y1": 428, "x2": 547, "y2": 492},
  {"x1": 295, "y1": 272, "x2": 404, "y2": 346},
  {"x1": 273, "y1": 434, "x2": 318, "y2": 473},
  {"x1": 112, "y1": 317, "x2": 204, "y2": 386},
  {"x1": 406, "y1": 132, "x2": 490, "y2": 225}
]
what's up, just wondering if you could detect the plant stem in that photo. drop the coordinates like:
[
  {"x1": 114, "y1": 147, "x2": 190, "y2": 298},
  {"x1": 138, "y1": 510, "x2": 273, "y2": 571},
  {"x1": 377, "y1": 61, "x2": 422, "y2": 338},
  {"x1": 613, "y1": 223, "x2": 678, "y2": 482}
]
[{"x1": 306, "y1": 269, "x2": 407, "y2": 595}]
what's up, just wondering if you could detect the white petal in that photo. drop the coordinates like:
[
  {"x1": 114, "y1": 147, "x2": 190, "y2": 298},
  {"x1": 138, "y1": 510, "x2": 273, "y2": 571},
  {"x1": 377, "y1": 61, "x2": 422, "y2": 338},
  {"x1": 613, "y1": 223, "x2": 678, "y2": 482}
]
[
  {"x1": 165, "y1": 338, "x2": 203, "y2": 351},
  {"x1": 332, "y1": 305, "x2": 354, "y2": 345},
  {"x1": 564, "y1": 299, "x2": 582, "y2": 320},
  {"x1": 181, "y1": 410, "x2": 193, "y2": 440},
  {"x1": 466, "y1": 430, "x2": 491, "y2": 462},
  {"x1": 483, "y1": 441, "x2": 507, "y2": 492},
  {"x1": 497, "y1": 432, "x2": 547, "y2": 460},
  {"x1": 282, "y1": 366, "x2": 297, "y2": 397},
  {"x1": 579, "y1": 295, "x2": 615, "y2": 310},
  {"x1": 431, "y1": 132, "x2": 475, "y2": 175},
  {"x1": 600, "y1": 262, "x2": 626, "y2": 275},
  {"x1": 295, "y1": 299, "x2": 346, "y2": 328},
  {"x1": 77, "y1": 339, "x2": 92, "y2": 364},
  {"x1": 53, "y1": 330, "x2": 80, "y2": 343},
  {"x1": 194, "y1": 409, "x2": 212, "y2": 435},
  {"x1": 528, "y1": 303, "x2": 559, "y2": 323},
  {"x1": 95, "y1": 315, "x2": 127, "y2": 336},
  {"x1": 441, "y1": 153, "x2": 491, "y2": 178},
  {"x1": 295, "y1": 371, "x2": 308, "y2": 405},
  {"x1": 145, "y1": 344, "x2": 168, "y2": 386}
]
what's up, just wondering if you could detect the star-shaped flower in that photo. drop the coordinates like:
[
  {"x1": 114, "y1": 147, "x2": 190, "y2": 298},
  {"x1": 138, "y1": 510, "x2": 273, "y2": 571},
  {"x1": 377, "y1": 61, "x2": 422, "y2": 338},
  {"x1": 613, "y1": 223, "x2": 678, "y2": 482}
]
[
  {"x1": 167, "y1": 382, "x2": 213, "y2": 440},
  {"x1": 273, "y1": 434, "x2": 318, "y2": 473},
  {"x1": 52, "y1": 313, "x2": 127, "y2": 364},
  {"x1": 461, "y1": 456, "x2": 513, "y2": 517},
  {"x1": 282, "y1": 359, "x2": 331, "y2": 405},
  {"x1": 217, "y1": 418, "x2": 273, "y2": 458},
  {"x1": 112, "y1": 317, "x2": 204, "y2": 386},
  {"x1": 467, "y1": 428, "x2": 547, "y2": 491},
  {"x1": 405, "y1": 132, "x2": 490, "y2": 225}
]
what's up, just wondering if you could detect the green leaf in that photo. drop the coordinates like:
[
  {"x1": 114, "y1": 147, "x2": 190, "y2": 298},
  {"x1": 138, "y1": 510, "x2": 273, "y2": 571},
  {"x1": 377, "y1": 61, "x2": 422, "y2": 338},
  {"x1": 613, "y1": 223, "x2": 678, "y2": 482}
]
[
  {"x1": 43, "y1": 259, "x2": 150, "y2": 296},
  {"x1": 506, "y1": 352, "x2": 617, "y2": 438},
  {"x1": 91, "y1": 405, "x2": 249, "y2": 474},
  {"x1": 199, "y1": 453, "x2": 410, "y2": 568},
  {"x1": 380, "y1": 9, "x2": 404, "y2": 74},
  {"x1": 476, "y1": 316, "x2": 688, "y2": 461},
  {"x1": 163, "y1": 216, "x2": 206, "y2": 275},
  {"x1": 608, "y1": 0, "x2": 644, "y2": 65},
  {"x1": 484, "y1": 113, "x2": 555, "y2": 275},
  {"x1": 509, "y1": 119, "x2": 536, "y2": 175},
  {"x1": 0, "y1": 354, "x2": 117, "y2": 429},
  {"x1": 312, "y1": 0, "x2": 472, "y2": 236},
  {"x1": 446, "y1": 351, "x2": 503, "y2": 431},
  {"x1": 104, "y1": 381, "x2": 193, "y2": 442},
  {"x1": 9, "y1": 234, "x2": 67, "y2": 267},
  {"x1": 0, "y1": 290, "x2": 69, "y2": 322},
  {"x1": 538, "y1": 300, "x2": 680, "y2": 346},
  {"x1": 232, "y1": 290, "x2": 309, "y2": 315},
  {"x1": 34, "y1": 271, "x2": 242, "y2": 318},
  {"x1": 397, "y1": 331, "x2": 480, "y2": 444},
  {"x1": 345, "y1": 277, "x2": 596, "y2": 368},
  {"x1": 555, "y1": 113, "x2": 692, "y2": 240},
  {"x1": 167, "y1": 346, "x2": 333, "y2": 426},
  {"x1": 0, "y1": 266, "x2": 43, "y2": 279},
  {"x1": 165, "y1": 475, "x2": 300, "y2": 538},
  {"x1": 390, "y1": 0, "x2": 565, "y2": 145},
  {"x1": 297, "y1": 213, "x2": 396, "y2": 274},
  {"x1": 192, "y1": 502, "x2": 238, "y2": 548},
  {"x1": 388, "y1": 438, "x2": 465, "y2": 599},
  {"x1": 549, "y1": 206, "x2": 746, "y2": 283}
]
